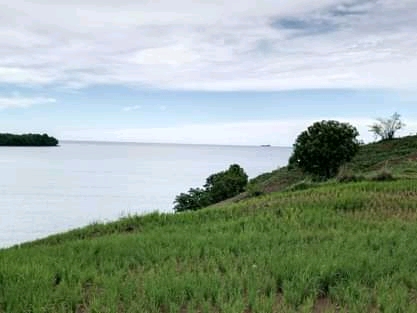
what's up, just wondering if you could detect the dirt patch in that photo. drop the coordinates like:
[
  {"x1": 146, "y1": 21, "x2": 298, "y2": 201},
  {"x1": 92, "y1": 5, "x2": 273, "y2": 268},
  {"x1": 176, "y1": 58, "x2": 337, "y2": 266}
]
[
  {"x1": 313, "y1": 297, "x2": 340, "y2": 313},
  {"x1": 75, "y1": 304, "x2": 88, "y2": 313},
  {"x1": 272, "y1": 293, "x2": 285, "y2": 312}
]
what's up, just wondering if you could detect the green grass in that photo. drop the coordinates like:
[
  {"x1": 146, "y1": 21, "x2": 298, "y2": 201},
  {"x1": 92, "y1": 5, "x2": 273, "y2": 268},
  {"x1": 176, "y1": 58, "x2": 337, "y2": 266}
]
[
  {"x1": 242, "y1": 135, "x2": 417, "y2": 197},
  {"x1": 2, "y1": 136, "x2": 417, "y2": 312},
  {"x1": 2, "y1": 180, "x2": 417, "y2": 312}
]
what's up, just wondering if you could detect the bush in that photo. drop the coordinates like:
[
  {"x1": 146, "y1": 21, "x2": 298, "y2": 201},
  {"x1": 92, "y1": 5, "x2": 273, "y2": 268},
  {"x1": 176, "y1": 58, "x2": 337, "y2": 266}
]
[
  {"x1": 173, "y1": 188, "x2": 211, "y2": 212},
  {"x1": 173, "y1": 164, "x2": 248, "y2": 212},
  {"x1": 246, "y1": 183, "x2": 264, "y2": 197},
  {"x1": 204, "y1": 164, "x2": 248, "y2": 203},
  {"x1": 289, "y1": 120, "x2": 360, "y2": 179}
]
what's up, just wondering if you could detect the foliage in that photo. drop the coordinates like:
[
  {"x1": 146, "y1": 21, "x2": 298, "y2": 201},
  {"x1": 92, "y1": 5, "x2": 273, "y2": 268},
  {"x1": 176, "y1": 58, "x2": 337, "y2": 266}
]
[
  {"x1": 173, "y1": 164, "x2": 248, "y2": 212},
  {"x1": 339, "y1": 135, "x2": 417, "y2": 177},
  {"x1": 0, "y1": 133, "x2": 59, "y2": 146},
  {"x1": 204, "y1": 164, "x2": 248, "y2": 203},
  {"x1": 173, "y1": 188, "x2": 211, "y2": 212},
  {"x1": 245, "y1": 182, "x2": 264, "y2": 197},
  {"x1": 227, "y1": 135, "x2": 417, "y2": 204},
  {"x1": 369, "y1": 112, "x2": 405, "y2": 141},
  {"x1": 3, "y1": 180, "x2": 417, "y2": 312},
  {"x1": 289, "y1": 120, "x2": 360, "y2": 179}
]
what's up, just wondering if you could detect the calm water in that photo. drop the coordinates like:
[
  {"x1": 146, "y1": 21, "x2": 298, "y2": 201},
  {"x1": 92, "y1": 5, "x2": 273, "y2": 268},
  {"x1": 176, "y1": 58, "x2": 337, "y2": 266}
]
[{"x1": 0, "y1": 141, "x2": 292, "y2": 248}]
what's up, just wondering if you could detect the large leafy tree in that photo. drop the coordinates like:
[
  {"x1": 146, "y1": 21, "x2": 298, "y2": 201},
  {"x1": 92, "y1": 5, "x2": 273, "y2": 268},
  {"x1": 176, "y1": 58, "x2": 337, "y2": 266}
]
[{"x1": 289, "y1": 120, "x2": 360, "y2": 179}]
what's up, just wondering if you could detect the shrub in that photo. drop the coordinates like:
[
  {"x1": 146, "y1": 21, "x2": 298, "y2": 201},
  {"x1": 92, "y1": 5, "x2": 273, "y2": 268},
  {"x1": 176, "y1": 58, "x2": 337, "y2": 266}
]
[
  {"x1": 246, "y1": 183, "x2": 264, "y2": 197},
  {"x1": 173, "y1": 188, "x2": 211, "y2": 212},
  {"x1": 289, "y1": 120, "x2": 360, "y2": 179},
  {"x1": 173, "y1": 164, "x2": 248, "y2": 212},
  {"x1": 204, "y1": 164, "x2": 249, "y2": 203}
]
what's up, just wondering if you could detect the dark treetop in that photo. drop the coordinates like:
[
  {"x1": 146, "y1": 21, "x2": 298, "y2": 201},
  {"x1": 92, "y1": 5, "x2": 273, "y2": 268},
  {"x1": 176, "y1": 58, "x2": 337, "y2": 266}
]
[{"x1": 0, "y1": 133, "x2": 59, "y2": 146}]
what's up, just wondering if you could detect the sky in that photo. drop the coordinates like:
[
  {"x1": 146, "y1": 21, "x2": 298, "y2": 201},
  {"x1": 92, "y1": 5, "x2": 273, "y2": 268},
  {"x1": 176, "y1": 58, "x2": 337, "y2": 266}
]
[{"x1": 0, "y1": 0, "x2": 417, "y2": 146}]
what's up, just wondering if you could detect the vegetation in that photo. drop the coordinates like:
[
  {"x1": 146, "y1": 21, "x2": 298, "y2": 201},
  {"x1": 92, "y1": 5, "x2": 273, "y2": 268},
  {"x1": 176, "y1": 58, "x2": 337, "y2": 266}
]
[
  {"x1": 289, "y1": 120, "x2": 360, "y2": 179},
  {"x1": 215, "y1": 134, "x2": 417, "y2": 206},
  {"x1": 2, "y1": 180, "x2": 417, "y2": 312},
  {"x1": 1, "y1": 131, "x2": 417, "y2": 312},
  {"x1": 174, "y1": 164, "x2": 248, "y2": 212},
  {"x1": 0, "y1": 133, "x2": 59, "y2": 146},
  {"x1": 369, "y1": 112, "x2": 405, "y2": 141}
]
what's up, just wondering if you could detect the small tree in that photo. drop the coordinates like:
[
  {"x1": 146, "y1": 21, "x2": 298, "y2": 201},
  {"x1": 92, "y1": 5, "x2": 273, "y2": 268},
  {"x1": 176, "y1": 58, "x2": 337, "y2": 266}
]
[
  {"x1": 173, "y1": 188, "x2": 211, "y2": 212},
  {"x1": 289, "y1": 120, "x2": 360, "y2": 179},
  {"x1": 173, "y1": 164, "x2": 248, "y2": 212},
  {"x1": 204, "y1": 164, "x2": 248, "y2": 203},
  {"x1": 369, "y1": 112, "x2": 405, "y2": 141}
]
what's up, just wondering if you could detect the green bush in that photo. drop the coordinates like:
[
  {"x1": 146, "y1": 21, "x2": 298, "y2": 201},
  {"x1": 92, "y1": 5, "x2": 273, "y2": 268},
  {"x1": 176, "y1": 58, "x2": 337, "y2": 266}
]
[
  {"x1": 246, "y1": 183, "x2": 264, "y2": 197},
  {"x1": 204, "y1": 164, "x2": 248, "y2": 203},
  {"x1": 173, "y1": 188, "x2": 211, "y2": 212},
  {"x1": 289, "y1": 120, "x2": 360, "y2": 179},
  {"x1": 173, "y1": 164, "x2": 248, "y2": 212}
]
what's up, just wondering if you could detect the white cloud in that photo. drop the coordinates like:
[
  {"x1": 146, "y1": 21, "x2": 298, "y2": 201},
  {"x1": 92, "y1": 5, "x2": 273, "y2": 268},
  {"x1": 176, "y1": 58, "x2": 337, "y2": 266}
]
[
  {"x1": 0, "y1": 0, "x2": 416, "y2": 90},
  {"x1": 58, "y1": 117, "x2": 417, "y2": 146},
  {"x1": 0, "y1": 96, "x2": 56, "y2": 109},
  {"x1": 122, "y1": 105, "x2": 141, "y2": 112}
]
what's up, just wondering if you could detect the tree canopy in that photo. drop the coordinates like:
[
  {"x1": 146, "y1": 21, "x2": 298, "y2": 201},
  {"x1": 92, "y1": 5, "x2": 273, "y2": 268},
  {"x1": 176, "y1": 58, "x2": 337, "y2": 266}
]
[
  {"x1": 0, "y1": 133, "x2": 59, "y2": 146},
  {"x1": 289, "y1": 120, "x2": 360, "y2": 179},
  {"x1": 173, "y1": 164, "x2": 248, "y2": 212}
]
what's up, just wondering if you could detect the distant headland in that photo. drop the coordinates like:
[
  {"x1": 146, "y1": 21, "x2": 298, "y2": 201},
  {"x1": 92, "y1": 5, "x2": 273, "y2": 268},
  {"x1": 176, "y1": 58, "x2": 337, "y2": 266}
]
[{"x1": 0, "y1": 133, "x2": 59, "y2": 146}]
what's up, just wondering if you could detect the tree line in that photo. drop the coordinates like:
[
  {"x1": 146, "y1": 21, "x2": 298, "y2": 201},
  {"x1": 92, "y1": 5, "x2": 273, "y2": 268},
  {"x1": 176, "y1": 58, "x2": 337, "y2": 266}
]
[{"x1": 0, "y1": 133, "x2": 59, "y2": 146}]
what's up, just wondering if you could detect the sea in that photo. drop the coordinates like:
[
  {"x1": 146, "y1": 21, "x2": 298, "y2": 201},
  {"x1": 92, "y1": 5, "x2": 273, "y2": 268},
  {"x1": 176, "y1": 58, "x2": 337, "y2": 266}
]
[{"x1": 0, "y1": 141, "x2": 292, "y2": 248}]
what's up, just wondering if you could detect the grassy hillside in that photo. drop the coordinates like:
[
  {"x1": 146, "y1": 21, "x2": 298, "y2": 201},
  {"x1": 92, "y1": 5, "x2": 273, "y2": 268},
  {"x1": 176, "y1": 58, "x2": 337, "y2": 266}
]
[
  {"x1": 1, "y1": 136, "x2": 417, "y2": 313},
  {"x1": 2, "y1": 181, "x2": 417, "y2": 312},
  {"x1": 244, "y1": 135, "x2": 417, "y2": 197}
]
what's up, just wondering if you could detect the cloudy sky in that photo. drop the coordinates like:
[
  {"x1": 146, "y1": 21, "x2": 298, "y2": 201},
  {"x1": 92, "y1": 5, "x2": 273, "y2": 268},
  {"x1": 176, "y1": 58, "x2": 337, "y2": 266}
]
[{"x1": 0, "y1": 0, "x2": 416, "y2": 146}]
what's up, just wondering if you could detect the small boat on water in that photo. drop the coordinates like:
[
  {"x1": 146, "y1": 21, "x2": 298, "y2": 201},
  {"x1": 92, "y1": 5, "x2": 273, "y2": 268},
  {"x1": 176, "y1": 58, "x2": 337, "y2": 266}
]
[{"x1": 260, "y1": 144, "x2": 271, "y2": 147}]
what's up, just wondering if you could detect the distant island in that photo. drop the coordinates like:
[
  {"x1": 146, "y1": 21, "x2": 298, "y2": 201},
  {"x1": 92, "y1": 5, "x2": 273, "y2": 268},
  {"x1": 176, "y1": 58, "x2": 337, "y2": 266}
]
[{"x1": 0, "y1": 133, "x2": 59, "y2": 146}]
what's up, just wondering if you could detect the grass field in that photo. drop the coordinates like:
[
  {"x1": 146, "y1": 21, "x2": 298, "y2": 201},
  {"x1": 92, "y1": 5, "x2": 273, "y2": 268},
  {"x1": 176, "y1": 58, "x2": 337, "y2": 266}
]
[
  {"x1": 1, "y1": 136, "x2": 417, "y2": 313},
  {"x1": 2, "y1": 179, "x2": 417, "y2": 312}
]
